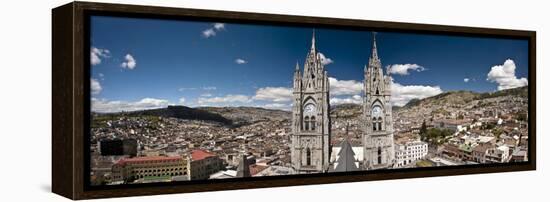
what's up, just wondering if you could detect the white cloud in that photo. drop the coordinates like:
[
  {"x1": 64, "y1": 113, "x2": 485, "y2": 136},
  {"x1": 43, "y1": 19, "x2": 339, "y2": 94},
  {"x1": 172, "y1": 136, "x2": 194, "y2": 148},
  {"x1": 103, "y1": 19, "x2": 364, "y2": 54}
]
[
  {"x1": 178, "y1": 86, "x2": 216, "y2": 92},
  {"x1": 179, "y1": 97, "x2": 186, "y2": 104},
  {"x1": 464, "y1": 78, "x2": 470, "y2": 83},
  {"x1": 202, "y1": 86, "x2": 217, "y2": 90},
  {"x1": 328, "y1": 77, "x2": 441, "y2": 106},
  {"x1": 91, "y1": 78, "x2": 102, "y2": 95},
  {"x1": 91, "y1": 98, "x2": 172, "y2": 113},
  {"x1": 91, "y1": 53, "x2": 100, "y2": 66},
  {"x1": 198, "y1": 94, "x2": 252, "y2": 104},
  {"x1": 178, "y1": 87, "x2": 197, "y2": 91},
  {"x1": 318, "y1": 52, "x2": 334, "y2": 65},
  {"x1": 387, "y1": 64, "x2": 425, "y2": 75},
  {"x1": 330, "y1": 95, "x2": 362, "y2": 105},
  {"x1": 90, "y1": 47, "x2": 110, "y2": 66},
  {"x1": 213, "y1": 23, "x2": 225, "y2": 30},
  {"x1": 253, "y1": 87, "x2": 293, "y2": 102},
  {"x1": 200, "y1": 93, "x2": 213, "y2": 97},
  {"x1": 202, "y1": 28, "x2": 216, "y2": 38},
  {"x1": 487, "y1": 59, "x2": 528, "y2": 91},
  {"x1": 235, "y1": 58, "x2": 248, "y2": 64},
  {"x1": 328, "y1": 77, "x2": 363, "y2": 96},
  {"x1": 391, "y1": 79, "x2": 442, "y2": 107},
  {"x1": 121, "y1": 54, "x2": 136, "y2": 69},
  {"x1": 202, "y1": 23, "x2": 225, "y2": 38},
  {"x1": 190, "y1": 75, "x2": 440, "y2": 109}
]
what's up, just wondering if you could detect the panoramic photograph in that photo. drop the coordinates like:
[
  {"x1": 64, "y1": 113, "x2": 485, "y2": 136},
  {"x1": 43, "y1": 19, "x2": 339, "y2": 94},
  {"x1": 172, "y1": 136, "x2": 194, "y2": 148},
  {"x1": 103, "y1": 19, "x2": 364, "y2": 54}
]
[{"x1": 88, "y1": 16, "x2": 529, "y2": 186}]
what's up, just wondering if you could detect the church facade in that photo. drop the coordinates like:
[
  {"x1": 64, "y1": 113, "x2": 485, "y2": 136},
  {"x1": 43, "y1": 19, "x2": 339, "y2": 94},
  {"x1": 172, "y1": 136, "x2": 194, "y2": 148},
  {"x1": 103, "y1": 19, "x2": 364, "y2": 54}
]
[
  {"x1": 291, "y1": 32, "x2": 394, "y2": 174},
  {"x1": 290, "y1": 32, "x2": 331, "y2": 173}
]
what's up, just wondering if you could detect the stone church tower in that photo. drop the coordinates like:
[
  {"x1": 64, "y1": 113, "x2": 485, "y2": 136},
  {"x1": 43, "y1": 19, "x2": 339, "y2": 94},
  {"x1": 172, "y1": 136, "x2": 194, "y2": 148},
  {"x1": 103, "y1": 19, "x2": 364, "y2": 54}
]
[
  {"x1": 291, "y1": 31, "x2": 331, "y2": 173},
  {"x1": 362, "y1": 33, "x2": 395, "y2": 170}
]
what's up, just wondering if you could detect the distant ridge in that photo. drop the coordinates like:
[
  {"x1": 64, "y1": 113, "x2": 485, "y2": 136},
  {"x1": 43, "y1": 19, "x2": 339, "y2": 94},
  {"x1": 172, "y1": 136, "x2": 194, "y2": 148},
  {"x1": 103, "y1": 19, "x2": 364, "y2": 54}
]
[
  {"x1": 93, "y1": 105, "x2": 293, "y2": 126},
  {"x1": 326, "y1": 86, "x2": 527, "y2": 114},
  {"x1": 92, "y1": 86, "x2": 527, "y2": 127},
  {"x1": 401, "y1": 86, "x2": 528, "y2": 110},
  {"x1": 122, "y1": 105, "x2": 233, "y2": 125},
  {"x1": 197, "y1": 106, "x2": 291, "y2": 126}
]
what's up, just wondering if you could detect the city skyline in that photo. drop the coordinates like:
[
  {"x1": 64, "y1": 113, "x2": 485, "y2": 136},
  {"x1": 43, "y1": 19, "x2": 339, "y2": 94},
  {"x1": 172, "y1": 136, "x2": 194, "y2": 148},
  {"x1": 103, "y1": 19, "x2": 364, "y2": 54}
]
[
  {"x1": 89, "y1": 16, "x2": 530, "y2": 185},
  {"x1": 90, "y1": 16, "x2": 529, "y2": 113}
]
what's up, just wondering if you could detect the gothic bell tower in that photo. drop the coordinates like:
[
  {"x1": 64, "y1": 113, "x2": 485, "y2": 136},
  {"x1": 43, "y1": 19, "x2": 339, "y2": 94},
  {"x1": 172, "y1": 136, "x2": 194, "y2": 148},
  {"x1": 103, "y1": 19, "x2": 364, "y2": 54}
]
[
  {"x1": 291, "y1": 31, "x2": 331, "y2": 173},
  {"x1": 362, "y1": 32, "x2": 395, "y2": 170}
]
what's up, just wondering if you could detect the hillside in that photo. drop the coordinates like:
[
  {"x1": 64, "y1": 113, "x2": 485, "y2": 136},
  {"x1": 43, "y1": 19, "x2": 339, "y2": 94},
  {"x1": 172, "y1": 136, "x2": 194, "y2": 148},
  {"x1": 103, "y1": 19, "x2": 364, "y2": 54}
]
[
  {"x1": 330, "y1": 103, "x2": 362, "y2": 118},
  {"x1": 400, "y1": 86, "x2": 528, "y2": 110},
  {"x1": 94, "y1": 105, "x2": 233, "y2": 125},
  {"x1": 92, "y1": 86, "x2": 527, "y2": 129},
  {"x1": 93, "y1": 105, "x2": 294, "y2": 127},
  {"x1": 197, "y1": 106, "x2": 291, "y2": 126}
]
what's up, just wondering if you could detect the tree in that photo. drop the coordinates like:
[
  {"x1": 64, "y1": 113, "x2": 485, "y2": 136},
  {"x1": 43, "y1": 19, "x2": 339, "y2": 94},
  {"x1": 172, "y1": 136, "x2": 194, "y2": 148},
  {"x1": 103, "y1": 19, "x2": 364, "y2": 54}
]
[
  {"x1": 425, "y1": 128, "x2": 453, "y2": 145},
  {"x1": 492, "y1": 128, "x2": 504, "y2": 139},
  {"x1": 420, "y1": 120, "x2": 428, "y2": 141}
]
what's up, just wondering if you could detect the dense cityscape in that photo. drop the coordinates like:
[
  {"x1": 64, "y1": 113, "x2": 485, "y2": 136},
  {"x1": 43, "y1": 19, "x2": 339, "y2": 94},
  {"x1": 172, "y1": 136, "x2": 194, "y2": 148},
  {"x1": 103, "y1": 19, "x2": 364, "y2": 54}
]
[{"x1": 90, "y1": 86, "x2": 528, "y2": 185}]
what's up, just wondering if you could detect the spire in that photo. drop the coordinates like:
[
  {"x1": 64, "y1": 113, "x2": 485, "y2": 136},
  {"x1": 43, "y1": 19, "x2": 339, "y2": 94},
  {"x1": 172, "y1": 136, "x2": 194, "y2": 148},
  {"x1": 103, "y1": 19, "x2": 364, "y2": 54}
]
[
  {"x1": 345, "y1": 122, "x2": 349, "y2": 137},
  {"x1": 333, "y1": 139, "x2": 359, "y2": 172},
  {"x1": 324, "y1": 70, "x2": 329, "y2": 91},
  {"x1": 371, "y1": 32, "x2": 379, "y2": 60},
  {"x1": 311, "y1": 29, "x2": 316, "y2": 51},
  {"x1": 294, "y1": 61, "x2": 301, "y2": 90}
]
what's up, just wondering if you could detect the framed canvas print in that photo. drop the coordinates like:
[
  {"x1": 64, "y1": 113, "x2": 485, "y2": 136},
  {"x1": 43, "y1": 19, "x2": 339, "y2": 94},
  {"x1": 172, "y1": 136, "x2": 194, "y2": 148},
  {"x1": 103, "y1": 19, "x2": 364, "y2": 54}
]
[{"x1": 52, "y1": 1, "x2": 536, "y2": 200}]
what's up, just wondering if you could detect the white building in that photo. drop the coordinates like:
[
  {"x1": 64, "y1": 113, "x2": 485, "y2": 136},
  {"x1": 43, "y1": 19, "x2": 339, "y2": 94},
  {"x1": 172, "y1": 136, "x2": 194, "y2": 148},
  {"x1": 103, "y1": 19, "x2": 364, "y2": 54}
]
[
  {"x1": 485, "y1": 145, "x2": 510, "y2": 163},
  {"x1": 394, "y1": 140, "x2": 428, "y2": 167},
  {"x1": 434, "y1": 119, "x2": 470, "y2": 132}
]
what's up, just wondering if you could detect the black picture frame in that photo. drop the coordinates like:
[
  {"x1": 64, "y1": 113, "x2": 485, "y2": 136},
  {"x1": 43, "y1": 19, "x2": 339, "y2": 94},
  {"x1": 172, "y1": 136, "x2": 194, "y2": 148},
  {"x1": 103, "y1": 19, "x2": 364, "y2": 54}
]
[{"x1": 52, "y1": 1, "x2": 536, "y2": 200}]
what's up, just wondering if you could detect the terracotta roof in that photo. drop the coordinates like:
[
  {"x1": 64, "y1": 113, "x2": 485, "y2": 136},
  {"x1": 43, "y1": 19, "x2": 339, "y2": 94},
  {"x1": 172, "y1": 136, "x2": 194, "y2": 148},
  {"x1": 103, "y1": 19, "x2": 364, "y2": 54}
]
[
  {"x1": 116, "y1": 156, "x2": 182, "y2": 165},
  {"x1": 249, "y1": 164, "x2": 269, "y2": 176},
  {"x1": 191, "y1": 149, "x2": 216, "y2": 161}
]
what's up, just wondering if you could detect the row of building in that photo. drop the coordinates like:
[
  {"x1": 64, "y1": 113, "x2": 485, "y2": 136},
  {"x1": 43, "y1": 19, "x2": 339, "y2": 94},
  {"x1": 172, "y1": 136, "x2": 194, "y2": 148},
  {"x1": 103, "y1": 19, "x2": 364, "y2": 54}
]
[
  {"x1": 110, "y1": 149, "x2": 224, "y2": 184},
  {"x1": 109, "y1": 148, "x2": 294, "y2": 184}
]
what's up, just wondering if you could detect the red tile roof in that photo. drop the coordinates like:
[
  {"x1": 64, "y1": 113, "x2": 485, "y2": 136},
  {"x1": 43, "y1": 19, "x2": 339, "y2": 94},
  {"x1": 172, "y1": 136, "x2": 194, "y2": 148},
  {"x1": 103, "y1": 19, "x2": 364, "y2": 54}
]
[
  {"x1": 116, "y1": 156, "x2": 182, "y2": 166},
  {"x1": 191, "y1": 149, "x2": 216, "y2": 161},
  {"x1": 249, "y1": 164, "x2": 269, "y2": 176}
]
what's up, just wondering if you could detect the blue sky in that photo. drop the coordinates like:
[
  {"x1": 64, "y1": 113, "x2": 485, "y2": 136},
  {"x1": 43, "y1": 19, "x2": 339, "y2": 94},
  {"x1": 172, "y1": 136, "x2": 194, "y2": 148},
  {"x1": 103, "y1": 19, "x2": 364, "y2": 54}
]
[{"x1": 90, "y1": 16, "x2": 529, "y2": 112}]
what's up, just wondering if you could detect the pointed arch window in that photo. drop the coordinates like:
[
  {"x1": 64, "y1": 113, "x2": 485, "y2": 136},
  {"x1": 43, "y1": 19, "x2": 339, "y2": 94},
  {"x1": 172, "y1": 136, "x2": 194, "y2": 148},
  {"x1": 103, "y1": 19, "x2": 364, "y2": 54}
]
[
  {"x1": 306, "y1": 148, "x2": 312, "y2": 166},
  {"x1": 377, "y1": 117, "x2": 383, "y2": 131},
  {"x1": 311, "y1": 116, "x2": 316, "y2": 131},
  {"x1": 372, "y1": 104, "x2": 384, "y2": 132},
  {"x1": 377, "y1": 147, "x2": 382, "y2": 164},
  {"x1": 304, "y1": 116, "x2": 310, "y2": 131},
  {"x1": 373, "y1": 117, "x2": 383, "y2": 131}
]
